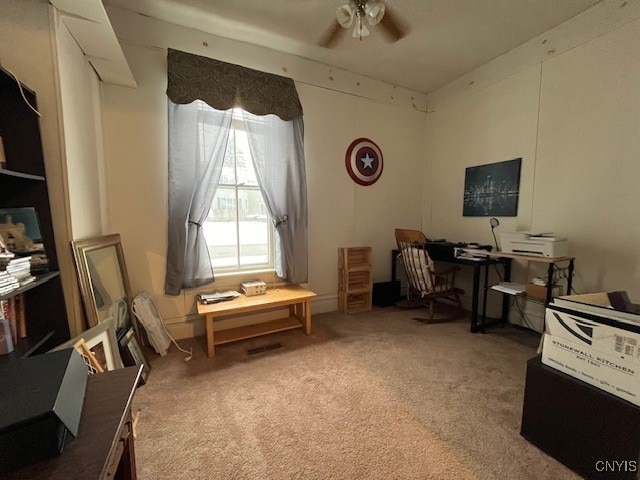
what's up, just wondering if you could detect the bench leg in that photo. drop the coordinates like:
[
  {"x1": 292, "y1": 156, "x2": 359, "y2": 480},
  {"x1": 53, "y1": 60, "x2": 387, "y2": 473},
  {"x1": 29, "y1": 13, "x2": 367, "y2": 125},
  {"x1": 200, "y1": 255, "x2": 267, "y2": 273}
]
[
  {"x1": 206, "y1": 315, "x2": 215, "y2": 358},
  {"x1": 304, "y1": 300, "x2": 311, "y2": 335}
]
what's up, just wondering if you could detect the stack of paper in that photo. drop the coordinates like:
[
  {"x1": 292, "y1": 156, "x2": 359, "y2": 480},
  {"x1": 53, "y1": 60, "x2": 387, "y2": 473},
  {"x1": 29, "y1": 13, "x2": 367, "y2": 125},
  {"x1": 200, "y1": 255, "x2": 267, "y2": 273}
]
[
  {"x1": 454, "y1": 247, "x2": 489, "y2": 261},
  {"x1": 491, "y1": 282, "x2": 526, "y2": 295},
  {"x1": 197, "y1": 291, "x2": 240, "y2": 305}
]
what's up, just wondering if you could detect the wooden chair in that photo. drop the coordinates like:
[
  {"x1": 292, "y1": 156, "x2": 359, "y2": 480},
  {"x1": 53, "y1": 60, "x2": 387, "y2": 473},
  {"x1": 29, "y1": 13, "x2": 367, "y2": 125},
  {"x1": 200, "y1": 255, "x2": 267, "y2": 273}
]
[
  {"x1": 394, "y1": 228, "x2": 428, "y2": 245},
  {"x1": 395, "y1": 229, "x2": 464, "y2": 323}
]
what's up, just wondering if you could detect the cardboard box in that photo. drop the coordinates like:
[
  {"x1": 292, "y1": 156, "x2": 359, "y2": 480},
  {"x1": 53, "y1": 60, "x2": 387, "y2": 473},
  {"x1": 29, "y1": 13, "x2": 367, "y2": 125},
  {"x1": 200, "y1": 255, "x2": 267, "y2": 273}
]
[
  {"x1": 543, "y1": 301, "x2": 640, "y2": 405},
  {"x1": 525, "y1": 283, "x2": 561, "y2": 301},
  {"x1": 541, "y1": 333, "x2": 640, "y2": 406},
  {"x1": 241, "y1": 280, "x2": 266, "y2": 296},
  {"x1": 545, "y1": 304, "x2": 640, "y2": 365}
]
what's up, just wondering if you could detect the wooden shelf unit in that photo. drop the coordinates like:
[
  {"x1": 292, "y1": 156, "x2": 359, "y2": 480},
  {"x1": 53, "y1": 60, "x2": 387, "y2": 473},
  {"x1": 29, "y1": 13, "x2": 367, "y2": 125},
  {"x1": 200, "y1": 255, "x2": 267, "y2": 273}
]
[
  {"x1": 0, "y1": 68, "x2": 69, "y2": 362},
  {"x1": 338, "y1": 247, "x2": 373, "y2": 313}
]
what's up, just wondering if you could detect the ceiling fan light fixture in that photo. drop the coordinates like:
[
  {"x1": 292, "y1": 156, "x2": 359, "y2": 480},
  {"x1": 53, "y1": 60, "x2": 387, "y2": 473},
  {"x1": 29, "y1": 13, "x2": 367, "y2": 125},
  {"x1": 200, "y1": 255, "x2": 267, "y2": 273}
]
[
  {"x1": 365, "y1": 1, "x2": 385, "y2": 26},
  {"x1": 336, "y1": 3, "x2": 355, "y2": 28},
  {"x1": 352, "y1": 14, "x2": 370, "y2": 38}
]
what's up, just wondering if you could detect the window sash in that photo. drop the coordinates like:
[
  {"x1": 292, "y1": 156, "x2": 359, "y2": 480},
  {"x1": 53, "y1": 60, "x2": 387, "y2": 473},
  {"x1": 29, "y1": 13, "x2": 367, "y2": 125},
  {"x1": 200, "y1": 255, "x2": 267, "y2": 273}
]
[{"x1": 204, "y1": 120, "x2": 275, "y2": 273}]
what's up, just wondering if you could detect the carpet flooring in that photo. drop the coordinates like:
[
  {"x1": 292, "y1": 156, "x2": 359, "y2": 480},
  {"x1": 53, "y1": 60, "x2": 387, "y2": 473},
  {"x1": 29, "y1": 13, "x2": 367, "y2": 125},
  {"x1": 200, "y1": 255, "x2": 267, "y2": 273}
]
[{"x1": 133, "y1": 308, "x2": 578, "y2": 479}]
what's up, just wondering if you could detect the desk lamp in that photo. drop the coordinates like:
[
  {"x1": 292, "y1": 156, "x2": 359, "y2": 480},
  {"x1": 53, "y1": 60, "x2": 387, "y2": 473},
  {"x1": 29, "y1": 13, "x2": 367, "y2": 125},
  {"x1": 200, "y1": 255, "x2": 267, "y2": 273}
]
[{"x1": 490, "y1": 217, "x2": 500, "y2": 251}]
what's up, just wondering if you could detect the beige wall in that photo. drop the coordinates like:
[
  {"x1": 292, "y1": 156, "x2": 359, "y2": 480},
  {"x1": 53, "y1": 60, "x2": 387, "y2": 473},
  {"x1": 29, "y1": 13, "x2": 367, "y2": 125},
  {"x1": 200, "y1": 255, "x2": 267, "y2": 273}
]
[
  {"x1": 54, "y1": 13, "x2": 111, "y2": 335},
  {"x1": 425, "y1": 7, "x2": 640, "y2": 329},
  {"x1": 54, "y1": 16, "x2": 107, "y2": 240},
  {"x1": 101, "y1": 12, "x2": 427, "y2": 338}
]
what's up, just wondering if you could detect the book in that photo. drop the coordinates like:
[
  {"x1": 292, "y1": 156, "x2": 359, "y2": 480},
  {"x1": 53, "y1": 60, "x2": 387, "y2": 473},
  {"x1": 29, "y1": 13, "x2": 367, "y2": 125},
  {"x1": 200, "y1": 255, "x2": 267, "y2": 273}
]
[
  {"x1": 0, "y1": 298, "x2": 16, "y2": 344},
  {"x1": 15, "y1": 293, "x2": 26, "y2": 338}
]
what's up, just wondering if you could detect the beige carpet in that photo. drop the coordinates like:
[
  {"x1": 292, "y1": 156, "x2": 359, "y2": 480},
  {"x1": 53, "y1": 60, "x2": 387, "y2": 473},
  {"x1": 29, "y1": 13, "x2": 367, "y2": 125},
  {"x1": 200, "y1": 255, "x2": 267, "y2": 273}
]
[{"x1": 133, "y1": 308, "x2": 578, "y2": 480}]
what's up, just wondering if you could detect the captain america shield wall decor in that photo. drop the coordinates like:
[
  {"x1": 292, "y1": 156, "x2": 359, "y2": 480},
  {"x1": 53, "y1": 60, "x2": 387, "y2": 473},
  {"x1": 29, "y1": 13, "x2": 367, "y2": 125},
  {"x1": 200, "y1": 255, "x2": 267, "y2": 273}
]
[{"x1": 345, "y1": 138, "x2": 383, "y2": 186}]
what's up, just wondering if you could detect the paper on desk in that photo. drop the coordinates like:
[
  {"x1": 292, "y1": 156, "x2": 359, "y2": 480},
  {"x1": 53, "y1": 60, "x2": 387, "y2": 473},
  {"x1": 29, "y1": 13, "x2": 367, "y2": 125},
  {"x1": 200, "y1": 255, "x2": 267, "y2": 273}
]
[
  {"x1": 491, "y1": 282, "x2": 526, "y2": 295},
  {"x1": 198, "y1": 291, "x2": 240, "y2": 304}
]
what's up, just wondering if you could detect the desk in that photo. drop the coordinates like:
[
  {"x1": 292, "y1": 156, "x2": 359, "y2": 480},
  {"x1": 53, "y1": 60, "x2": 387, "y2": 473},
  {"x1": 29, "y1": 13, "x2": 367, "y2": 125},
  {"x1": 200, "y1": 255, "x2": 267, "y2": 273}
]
[
  {"x1": 197, "y1": 285, "x2": 316, "y2": 358},
  {"x1": 487, "y1": 252, "x2": 575, "y2": 305},
  {"x1": 6, "y1": 366, "x2": 142, "y2": 480},
  {"x1": 391, "y1": 248, "x2": 511, "y2": 333}
]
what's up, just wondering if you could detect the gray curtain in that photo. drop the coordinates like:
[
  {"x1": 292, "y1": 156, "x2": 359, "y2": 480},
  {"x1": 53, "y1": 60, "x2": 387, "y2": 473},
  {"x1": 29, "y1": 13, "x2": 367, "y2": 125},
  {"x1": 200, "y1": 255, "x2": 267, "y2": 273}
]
[
  {"x1": 165, "y1": 100, "x2": 232, "y2": 295},
  {"x1": 242, "y1": 111, "x2": 308, "y2": 283}
]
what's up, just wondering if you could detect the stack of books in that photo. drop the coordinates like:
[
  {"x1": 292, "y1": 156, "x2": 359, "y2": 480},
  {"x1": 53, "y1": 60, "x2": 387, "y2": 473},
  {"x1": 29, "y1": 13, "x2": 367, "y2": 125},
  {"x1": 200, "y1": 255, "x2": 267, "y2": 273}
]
[
  {"x1": 0, "y1": 250, "x2": 15, "y2": 265},
  {"x1": 0, "y1": 251, "x2": 19, "y2": 295},
  {"x1": 4, "y1": 256, "x2": 35, "y2": 287},
  {"x1": 0, "y1": 270, "x2": 19, "y2": 295},
  {"x1": 29, "y1": 253, "x2": 49, "y2": 275}
]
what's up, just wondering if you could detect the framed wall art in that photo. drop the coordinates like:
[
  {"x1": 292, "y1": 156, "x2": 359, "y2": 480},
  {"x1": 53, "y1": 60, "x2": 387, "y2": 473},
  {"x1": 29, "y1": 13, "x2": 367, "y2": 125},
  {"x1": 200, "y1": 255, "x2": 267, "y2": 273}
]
[
  {"x1": 463, "y1": 158, "x2": 522, "y2": 217},
  {"x1": 71, "y1": 234, "x2": 133, "y2": 330},
  {"x1": 118, "y1": 326, "x2": 150, "y2": 384}
]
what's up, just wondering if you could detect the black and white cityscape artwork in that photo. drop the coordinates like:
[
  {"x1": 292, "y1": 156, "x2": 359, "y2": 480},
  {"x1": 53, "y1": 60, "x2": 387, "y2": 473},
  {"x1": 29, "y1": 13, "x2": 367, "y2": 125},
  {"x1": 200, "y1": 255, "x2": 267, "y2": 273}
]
[{"x1": 463, "y1": 158, "x2": 522, "y2": 216}]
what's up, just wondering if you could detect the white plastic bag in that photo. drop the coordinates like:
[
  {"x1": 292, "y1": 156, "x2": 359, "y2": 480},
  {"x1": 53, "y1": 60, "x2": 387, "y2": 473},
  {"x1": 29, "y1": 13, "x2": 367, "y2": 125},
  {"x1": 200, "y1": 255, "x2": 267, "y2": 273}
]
[{"x1": 132, "y1": 292, "x2": 191, "y2": 360}]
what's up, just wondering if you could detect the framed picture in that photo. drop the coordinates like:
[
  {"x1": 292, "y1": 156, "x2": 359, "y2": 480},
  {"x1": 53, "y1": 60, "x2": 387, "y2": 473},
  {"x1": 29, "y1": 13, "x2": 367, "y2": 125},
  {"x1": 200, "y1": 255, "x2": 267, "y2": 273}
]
[
  {"x1": 71, "y1": 234, "x2": 133, "y2": 331},
  {"x1": 0, "y1": 207, "x2": 47, "y2": 255},
  {"x1": 463, "y1": 158, "x2": 522, "y2": 217},
  {"x1": 118, "y1": 327, "x2": 150, "y2": 384},
  {"x1": 52, "y1": 317, "x2": 123, "y2": 371},
  {"x1": 72, "y1": 338, "x2": 104, "y2": 375}
]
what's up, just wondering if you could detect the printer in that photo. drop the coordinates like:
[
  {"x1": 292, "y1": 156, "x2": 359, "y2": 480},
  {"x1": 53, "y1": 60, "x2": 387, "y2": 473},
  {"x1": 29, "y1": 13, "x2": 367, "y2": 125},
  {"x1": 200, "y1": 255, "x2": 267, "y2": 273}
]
[{"x1": 500, "y1": 231, "x2": 569, "y2": 258}]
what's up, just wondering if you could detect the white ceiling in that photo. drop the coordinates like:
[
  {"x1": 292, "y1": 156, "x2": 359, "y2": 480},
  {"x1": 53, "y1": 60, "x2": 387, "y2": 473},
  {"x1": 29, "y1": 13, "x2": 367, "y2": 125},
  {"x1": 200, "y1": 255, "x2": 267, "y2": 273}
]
[{"x1": 103, "y1": 0, "x2": 601, "y2": 94}]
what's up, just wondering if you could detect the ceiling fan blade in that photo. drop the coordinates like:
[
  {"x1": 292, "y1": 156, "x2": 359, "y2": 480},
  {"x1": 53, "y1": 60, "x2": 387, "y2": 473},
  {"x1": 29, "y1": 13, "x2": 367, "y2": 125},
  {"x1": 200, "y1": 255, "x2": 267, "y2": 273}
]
[
  {"x1": 379, "y1": 7, "x2": 408, "y2": 42},
  {"x1": 318, "y1": 23, "x2": 344, "y2": 48}
]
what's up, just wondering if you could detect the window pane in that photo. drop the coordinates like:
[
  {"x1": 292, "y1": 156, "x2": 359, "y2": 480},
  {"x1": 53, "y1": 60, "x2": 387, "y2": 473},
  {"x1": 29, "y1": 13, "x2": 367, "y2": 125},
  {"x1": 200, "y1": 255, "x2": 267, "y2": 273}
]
[
  {"x1": 235, "y1": 129, "x2": 259, "y2": 187},
  {"x1": 239, "y1": 189, "x2": 270, "y2": 267},
  {"x1": 205, "y1": 187, "x2": 238, "y2": 269},
  {"x1": 219, "y1": 129, "x2": 236, "y2": 185},
  {"x1": 201, "y1": 110, "x2": 274, "y2": 273}
]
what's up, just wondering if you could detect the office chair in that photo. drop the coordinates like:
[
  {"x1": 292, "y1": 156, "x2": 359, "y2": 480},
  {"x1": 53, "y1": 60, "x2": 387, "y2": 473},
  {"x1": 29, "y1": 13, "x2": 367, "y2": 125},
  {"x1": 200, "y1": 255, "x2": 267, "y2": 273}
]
[{"x1": 395, "y1": 228, "x2": 464, "y2": 323}]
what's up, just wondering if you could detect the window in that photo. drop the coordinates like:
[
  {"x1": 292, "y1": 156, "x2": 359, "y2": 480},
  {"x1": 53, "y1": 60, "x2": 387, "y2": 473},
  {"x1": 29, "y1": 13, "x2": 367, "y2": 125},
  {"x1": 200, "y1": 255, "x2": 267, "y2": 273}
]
[{"x1": 202, "y1": 106, "x2": 275, "y2": 273}]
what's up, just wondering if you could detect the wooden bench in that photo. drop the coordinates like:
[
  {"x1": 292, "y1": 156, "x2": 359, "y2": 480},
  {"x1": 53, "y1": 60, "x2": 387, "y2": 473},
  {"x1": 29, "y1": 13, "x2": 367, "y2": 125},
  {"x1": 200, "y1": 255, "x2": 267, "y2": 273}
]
[{"x1": 196, "y1": 284, "x2": 316, "y2": 357}]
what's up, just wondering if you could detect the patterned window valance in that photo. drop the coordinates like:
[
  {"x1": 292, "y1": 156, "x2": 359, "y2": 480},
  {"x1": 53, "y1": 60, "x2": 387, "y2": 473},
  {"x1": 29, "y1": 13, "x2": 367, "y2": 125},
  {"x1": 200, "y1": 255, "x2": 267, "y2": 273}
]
[{"x1": 167, "y1": 49, "x2": 303, "y2": 121}]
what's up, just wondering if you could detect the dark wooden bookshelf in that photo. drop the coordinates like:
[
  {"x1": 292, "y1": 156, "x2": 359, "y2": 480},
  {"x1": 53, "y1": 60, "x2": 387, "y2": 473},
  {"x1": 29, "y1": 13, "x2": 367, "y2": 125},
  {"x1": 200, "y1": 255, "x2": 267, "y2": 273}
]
[
  {"x1": 0, "y1": 168, "x2": 46, "y2": 182},
  {"x1": 0, "y1": 331, "x2": 54, "y2": 364},
  {"x1": 0, "y1": 271, "x2": 60, "y2": 301},
  {"x1": 0, "y1": 67, "x2": 69, "y2": 362}
]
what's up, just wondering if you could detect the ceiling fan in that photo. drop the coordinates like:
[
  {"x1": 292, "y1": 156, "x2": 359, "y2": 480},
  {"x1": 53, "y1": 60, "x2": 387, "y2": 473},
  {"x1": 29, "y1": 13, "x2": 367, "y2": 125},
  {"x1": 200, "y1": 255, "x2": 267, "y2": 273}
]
[{"x1": 319, "y1": 0, "x2": 407, "y2": 48}]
